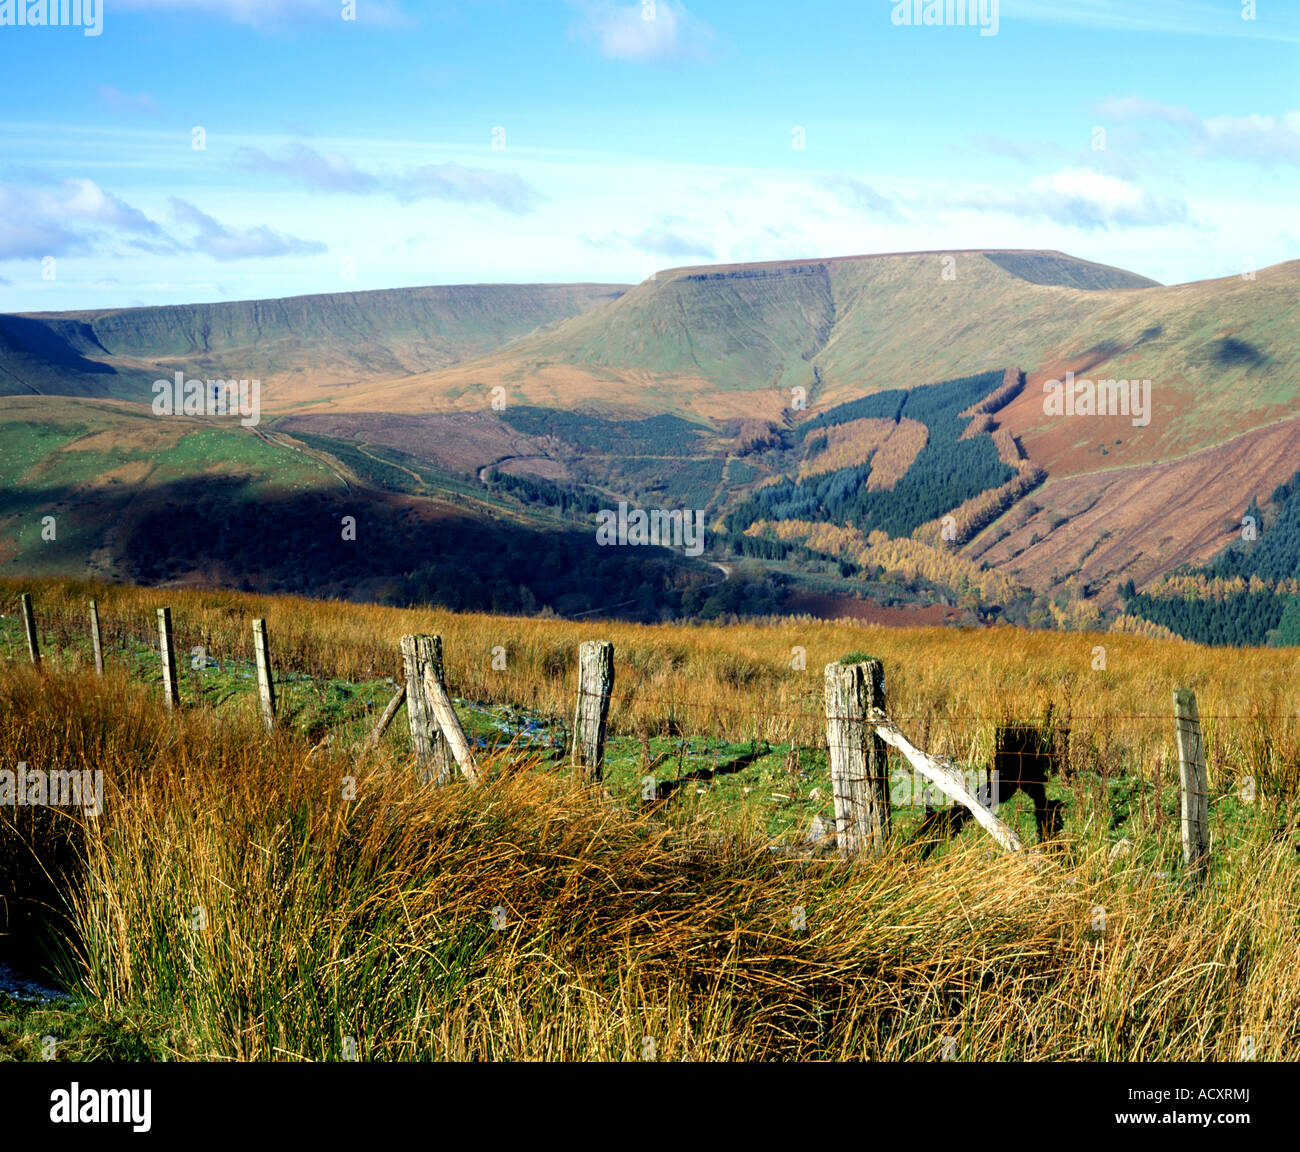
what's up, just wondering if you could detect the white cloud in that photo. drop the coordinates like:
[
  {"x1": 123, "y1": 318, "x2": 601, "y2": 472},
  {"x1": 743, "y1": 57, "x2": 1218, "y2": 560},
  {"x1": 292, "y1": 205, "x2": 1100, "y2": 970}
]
[
  {"x1": 1203, "y1": 111, "x2": 1300, "y2": 164},
  {"x1": 234, "y1": 144, "x2": 381, "y2": 194},
  {"x1": 934, "y1": 167, "x2": 1193, "y2": 230},
  {"x1": 170, "y1": 198, "x2": 327, "y2": 260},
  {"x1": 393, "y1": 163, "x2": 543, "y2": 214},
  {"x1": 0, "y1": 178, "x2": 170, "y2": 260},
  {"x1": 1098, "y1": 98, "x2": 1300, "y2": 166},
  {"x1": 581, "y1": 215, "x2": 715, "y2": 258},
  {"x1": 1095, "y1": 96, "x2": 1201, "y2": 130},
  {"x1": 233, "y1": 143, "x2": 544, "y2": 213},
  {"x1": 570, "y1": 0, "x2": 713, "y2": 62},
  {"x1": 820, "y1": 175, "x2": 901, "y2": 221},
  {"x1": 113, "y1": 0, "x2": 414, "y2": 30}
]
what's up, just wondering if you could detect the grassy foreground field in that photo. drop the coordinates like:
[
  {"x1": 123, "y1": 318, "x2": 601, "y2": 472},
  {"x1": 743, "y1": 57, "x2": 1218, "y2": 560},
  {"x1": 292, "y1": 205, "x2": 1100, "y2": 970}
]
[{"x1": 2, "y1": 579, "x2": 1299, "y2": 1060}]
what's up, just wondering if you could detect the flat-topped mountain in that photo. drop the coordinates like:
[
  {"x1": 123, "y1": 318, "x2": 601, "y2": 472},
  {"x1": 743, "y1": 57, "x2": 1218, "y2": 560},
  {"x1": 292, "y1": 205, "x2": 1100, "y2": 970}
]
[{"x1": 0, "y1": 282, "x2": 629, "y2": 401}]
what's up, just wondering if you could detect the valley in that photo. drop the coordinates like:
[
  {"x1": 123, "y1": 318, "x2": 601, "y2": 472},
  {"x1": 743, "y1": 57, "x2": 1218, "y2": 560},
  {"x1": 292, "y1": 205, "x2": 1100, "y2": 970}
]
[{"x1": 2, "y1": 249, "x2": 1298, "y2": 642}]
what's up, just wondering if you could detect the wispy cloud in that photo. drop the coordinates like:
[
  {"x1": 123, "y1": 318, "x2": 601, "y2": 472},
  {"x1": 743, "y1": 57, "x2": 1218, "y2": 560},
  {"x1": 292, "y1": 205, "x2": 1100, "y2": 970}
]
[
  {"x1": 95, "y1": 85, "x2": 161, "y2": 118},
  {"x1": 1204, "y1": 111, "x2": 1300, "y2": 164},
  {"x1": 0, "y1": 176, "x2": 325, "y2": 265},
  {"x1": 1095, "y1": 96, "x2": 1201, "y2": 130},
  {"x1": 1098, "y1": 97, "x2": 1300, "y2": 165},
  {"x1": 569, "y1": 0, "x2": 714, "y2": 63},
  {"x1": 969, "y1": 134, "x2": 1073, "y2": 167},
  {"x1": 581, "y1": 215, "x2": 715, "y2": 258},
  {"x1": 1006, "y1": 0, "x2": 1300, "y2": 41},
  {"x1": 113, "y1": 0, "x2": 415, "y2": 30},
  {"x1": 820, "y1": 175, "x2": 901, "y2": 221},
  {"x1": 233, "y1": 143, "x2": 544, "y2": 213},
  {"x1": 233, "y1": 143, "x2": 381, "y2": 194},
  {"x1": 934, "y1": 167, "x2": 1194, "y2": 230},
  {"x1": 392, "y1": 163, "x2": 543, "y2": 213},
  {"x1": 169, "y1": 198, "x2": 326, "y2": 260}
]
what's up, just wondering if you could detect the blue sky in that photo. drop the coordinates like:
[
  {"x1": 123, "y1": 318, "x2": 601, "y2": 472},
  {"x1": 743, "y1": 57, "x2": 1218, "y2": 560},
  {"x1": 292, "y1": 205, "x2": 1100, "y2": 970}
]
[{"x1": 1, "y1": 0, "x2": 1297, "y2": 310}]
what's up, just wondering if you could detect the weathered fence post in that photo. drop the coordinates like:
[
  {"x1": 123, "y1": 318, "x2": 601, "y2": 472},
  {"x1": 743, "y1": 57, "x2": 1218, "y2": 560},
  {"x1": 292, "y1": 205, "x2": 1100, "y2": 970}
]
[
  {"x1": 366, "y1": 683, "x2": 406, "y2": 752},
  {"x1": 825, "y1": 658, "x2": 891, "y2": 857},
  {"x1": 399, "y1": 635, "x2": 453, "y2": 784},
  {"x1": 157, "y1": 607, "x2": 179, "y2": 711},
  {"x1": 571, "y1": 640, "x2": 614, "y2": 782},
  {"x1": 252, "y1": 618, "x2": 276, "y2": 731},
  {"x1": 88, "y1": 599, "x2": 104, "y2": 676},
  {"x1": 20, "y1": 592, "x2": 40, "y2": 667},
  {"x1": 1173, "y1": 688, "x2": 1210, "y2": 884},
  {"x1": 421, "y1": 660, "x2": 481, "y2": 786}
]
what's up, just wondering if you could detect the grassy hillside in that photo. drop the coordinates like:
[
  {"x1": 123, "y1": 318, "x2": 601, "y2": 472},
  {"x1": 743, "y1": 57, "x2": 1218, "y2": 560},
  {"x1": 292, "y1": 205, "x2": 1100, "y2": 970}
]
[
  {"x1": 0, "y1": 398, "x2": 732, "y2": 619},
  {"x1": 0, "y1": 397, "x2": 337, "y2": 580},
  {"x1": 301, "y1": 255, "x2": 1300, "y2": 616},
  {"x1": 0, "y1": 282, "x2": 628, "y2": 401}
]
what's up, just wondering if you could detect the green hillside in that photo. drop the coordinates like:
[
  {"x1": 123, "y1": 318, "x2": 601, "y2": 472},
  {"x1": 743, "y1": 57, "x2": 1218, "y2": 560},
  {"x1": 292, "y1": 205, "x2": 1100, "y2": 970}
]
[
  {"x1": 0, "y1": 397, "x2": 739, "y2": 620},
  {"x1": 0, "y1": 282, "x2": 628, "y2": 401},
  {"x1": 480, "y1": 250, "x2": 1163, "y2": 407},
  {"x1": 439, "y1": 251, "x2": 1299, "y2": 460}
]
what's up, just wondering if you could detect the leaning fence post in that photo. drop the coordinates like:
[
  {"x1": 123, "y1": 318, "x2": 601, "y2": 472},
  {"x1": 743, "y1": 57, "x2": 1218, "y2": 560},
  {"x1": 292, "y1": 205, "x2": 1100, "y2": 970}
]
[
  {"x1": 421, "y1": 660, "x2": 481, "y2": 786},
  {"x1": 399, "y1": 635, "x2": 453, "y2": 784},
  {"x1": 88, "y1": 599, "x2": 104, "y2": 676},
  {"x1": 157, "y1": 607, "x2": 179, "y2": 711},
  {"x1": 366, "y1": 684, "x2": 406, "y2": 752},
  {"x1": 824, "y1": 658, "x2": 891, "y2": 857},
  {"x1": 571, "y1": 640, "x2": 614, "y2": 782},
  {"x1": 1173, "y1": 688, "x2": 1210, "y2": 884},
  {"x1": 252, "y1": 618, "x2": 276, "y2": 731},
  {"x1": 20, "y1": 592, "x2": 40, "y2": 667}
]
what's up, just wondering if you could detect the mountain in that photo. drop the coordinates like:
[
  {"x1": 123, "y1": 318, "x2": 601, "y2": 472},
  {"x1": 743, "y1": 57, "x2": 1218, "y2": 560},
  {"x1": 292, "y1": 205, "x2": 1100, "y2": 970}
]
[
  {"x1": 0, "y1": 282, "x2": 629, "y2": 401},
  {"x1": 306, "y1": 249, "x2": 1170, "y2": 421},
  {"x1": 275, "y1": 250, "x2": 1299, "y2": 607},
  {"x1": 2, "y1": 249, "x2": 1298, "y2": 628}
]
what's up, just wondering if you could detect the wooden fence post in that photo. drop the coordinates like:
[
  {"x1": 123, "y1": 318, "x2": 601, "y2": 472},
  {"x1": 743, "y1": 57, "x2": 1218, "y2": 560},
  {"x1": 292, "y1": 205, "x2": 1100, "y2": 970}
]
[
  {"x1": 867, "y1": 710, "x2": 1023, "y2": 853},
  {"x1": 825, "y1": 658, "x2": 891, "y2": 857},
  {"x1": 571, "y1": 640, "x2": 614, "y2": 782},
  {"x1": 252, "y1": 618, "x2": 276, "y2": 731},
  {"x1": 20, "y1": 592, "x2": 40, "y2": 667},
  {"x1": 366, "y1": 684, "x2": 406, "y2": 752},
  {"x1": 399, "y1": 635, "x2": 453, "y2": 784},
  {"x1": 1174, "y1": 688, "x2": 1210, "y2": 883},
  {"x1": 421, "y1": 661, "x2": 481, "y2": 786},
  {"x1": 88, "y1": 599, "x2": 104, "y2": 676},
  {"x1": 157, "y1": 607, "x2": 179, "y2": 711}
]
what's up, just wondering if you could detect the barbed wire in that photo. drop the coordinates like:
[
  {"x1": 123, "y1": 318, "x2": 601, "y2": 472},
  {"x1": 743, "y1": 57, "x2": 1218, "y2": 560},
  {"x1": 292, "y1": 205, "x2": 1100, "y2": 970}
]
[{"x1": 8, "y1": 605, "x2": 1300, "y2": 729}]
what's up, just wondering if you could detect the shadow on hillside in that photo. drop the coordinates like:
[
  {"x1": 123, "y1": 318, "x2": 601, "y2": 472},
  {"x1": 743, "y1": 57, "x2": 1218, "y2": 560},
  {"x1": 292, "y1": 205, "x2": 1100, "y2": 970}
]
[
  {"x1": 3, "y1": 474, "x2": 723, "y2": 623},
  {"x1": 0, "y1": 315, "x2": 118, "y2": 376},
  {"x1": 1213, "y1": 336, "x2": 1269, "y2": 368}
]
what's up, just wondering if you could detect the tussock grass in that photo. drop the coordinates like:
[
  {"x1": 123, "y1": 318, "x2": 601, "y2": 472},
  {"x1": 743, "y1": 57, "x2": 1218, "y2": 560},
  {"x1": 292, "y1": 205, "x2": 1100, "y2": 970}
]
[
  {"x1": 6, "y1": 579, "x2": 1300, "y2": 784},
  {"x1": 2, "y1": 636, "x2": 1299, "y2": 1060}
]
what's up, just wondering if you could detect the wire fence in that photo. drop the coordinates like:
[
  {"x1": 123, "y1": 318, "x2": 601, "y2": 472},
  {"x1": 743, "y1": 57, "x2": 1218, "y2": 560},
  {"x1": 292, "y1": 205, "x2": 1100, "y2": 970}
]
[{"x1": 5, "y1": 595, "x2": 1299, "y2": 833}]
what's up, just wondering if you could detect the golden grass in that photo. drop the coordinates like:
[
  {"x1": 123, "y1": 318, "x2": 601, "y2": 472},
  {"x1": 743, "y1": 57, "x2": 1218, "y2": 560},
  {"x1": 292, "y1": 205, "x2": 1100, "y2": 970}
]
[
  {"x1": 6, "y1": 579, "x2": 1299, "y2": 792},
  {"x1": 2, "y1": 657, "x2": 1299, "y2": 1060}
]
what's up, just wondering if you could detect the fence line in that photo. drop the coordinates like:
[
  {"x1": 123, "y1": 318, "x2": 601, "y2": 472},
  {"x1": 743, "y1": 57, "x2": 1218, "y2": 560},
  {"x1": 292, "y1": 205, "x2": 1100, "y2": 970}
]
[
  {"x1": 6, "y1": 598, "x2": 1300, "y2": 724},
  {"x1": 5, "y1": 593, "x2": 1262, "y2": 872}
]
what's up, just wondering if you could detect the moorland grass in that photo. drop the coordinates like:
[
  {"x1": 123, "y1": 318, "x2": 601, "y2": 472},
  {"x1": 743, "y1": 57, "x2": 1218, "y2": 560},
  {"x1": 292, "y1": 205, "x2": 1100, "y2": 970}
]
[{"x1": 1, "y1": 580, "x2": 1299, "y2": 1060}]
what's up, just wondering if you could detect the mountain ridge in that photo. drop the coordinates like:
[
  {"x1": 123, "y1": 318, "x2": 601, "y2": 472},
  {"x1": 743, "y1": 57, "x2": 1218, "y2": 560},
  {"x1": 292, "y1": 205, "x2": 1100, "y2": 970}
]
[{"x1": 0, "y1": 282, "x2": 630, "y2": 400}]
